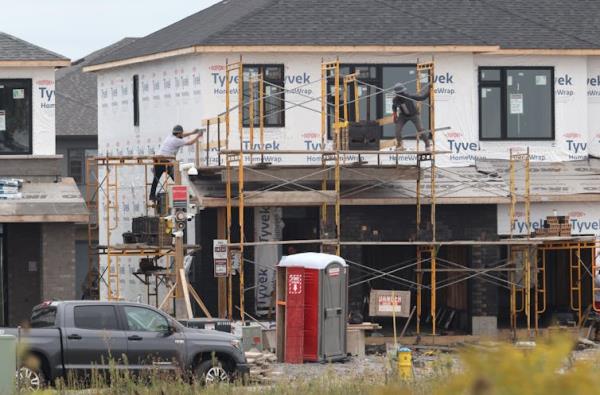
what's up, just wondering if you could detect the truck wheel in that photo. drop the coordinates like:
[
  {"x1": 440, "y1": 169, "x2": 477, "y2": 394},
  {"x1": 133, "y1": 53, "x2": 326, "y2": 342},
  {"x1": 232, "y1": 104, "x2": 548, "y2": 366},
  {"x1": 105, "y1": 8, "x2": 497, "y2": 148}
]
[
  {"x1": 194, "y1": 359, "x2": 230, "y2": 385},
  {"x1": 16, "y1": 366, "x2": 45, "y2": 390}
]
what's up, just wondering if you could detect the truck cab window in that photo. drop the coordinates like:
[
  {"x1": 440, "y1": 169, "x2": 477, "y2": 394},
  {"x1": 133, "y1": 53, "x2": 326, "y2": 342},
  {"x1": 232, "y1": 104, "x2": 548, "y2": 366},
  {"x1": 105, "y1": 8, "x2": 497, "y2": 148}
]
[
  {"x1": 74, "y1": 305, "x2": 119, "y2": 330},
  {"x1": 31, "y1": 306, "x2": 57, "y2": 328},
  {"x1": 124, "y1": 306, "x2": 169, "y2": 332}
]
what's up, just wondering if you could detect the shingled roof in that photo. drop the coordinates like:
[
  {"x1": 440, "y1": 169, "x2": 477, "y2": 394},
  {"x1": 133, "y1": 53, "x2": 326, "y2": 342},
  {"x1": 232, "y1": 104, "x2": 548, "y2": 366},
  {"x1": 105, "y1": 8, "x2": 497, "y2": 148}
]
[
  {"x1": 0, "y1": 31, "x2": 68, "y2": 62},
  {"x1": 87, "y1": 0, "x2": 600, "y2": 69},
  {"x1": 56, "y1": 38, "x2": 137, "y2": 136}
]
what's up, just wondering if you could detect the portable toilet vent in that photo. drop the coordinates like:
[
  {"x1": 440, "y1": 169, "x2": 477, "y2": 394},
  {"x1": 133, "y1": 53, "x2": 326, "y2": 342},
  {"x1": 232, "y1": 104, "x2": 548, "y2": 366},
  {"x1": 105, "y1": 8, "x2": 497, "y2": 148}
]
[{"x1": 276, "y1": 252, "x2": 348, "y2": 363}]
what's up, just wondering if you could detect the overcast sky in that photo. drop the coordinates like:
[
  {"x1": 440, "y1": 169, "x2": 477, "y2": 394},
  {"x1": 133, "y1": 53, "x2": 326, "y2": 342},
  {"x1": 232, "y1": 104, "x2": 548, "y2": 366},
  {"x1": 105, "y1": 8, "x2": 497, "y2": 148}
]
[{"x1": 0, "y1": 0, "x2": 221, "y2": 60}]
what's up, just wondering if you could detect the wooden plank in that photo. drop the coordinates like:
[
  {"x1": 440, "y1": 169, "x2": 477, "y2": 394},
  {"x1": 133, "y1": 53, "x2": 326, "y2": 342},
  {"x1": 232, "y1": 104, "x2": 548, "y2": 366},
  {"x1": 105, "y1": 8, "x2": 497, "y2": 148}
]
[
  {"x1": 179, "y1": 268, "x2": 194, "y2": 319},
  {"x1": 188, "y1": 283, "x2": 213, "y2": 318},
  {"x1": 244, "y1": 191, "x2": 337, "y2": 205},
  {"x1": 158, "y1": 284, "x2": 176, "y2": 311},
  {"x1": 226, "y1": 166, "x2": 419, "y2": 183}
]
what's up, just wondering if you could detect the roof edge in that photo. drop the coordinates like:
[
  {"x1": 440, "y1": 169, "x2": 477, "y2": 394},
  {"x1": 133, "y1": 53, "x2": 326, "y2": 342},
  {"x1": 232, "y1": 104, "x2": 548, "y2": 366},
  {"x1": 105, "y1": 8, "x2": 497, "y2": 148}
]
[
  {"x1": 482, "y1": 48, "x2": 600, "y2": 56},
  {"x1": 0, "y1": 59, "x2": 71, "y2": 68},
  {"x1": 83, "y1": 44, "x2": 501, "y2": 72}
]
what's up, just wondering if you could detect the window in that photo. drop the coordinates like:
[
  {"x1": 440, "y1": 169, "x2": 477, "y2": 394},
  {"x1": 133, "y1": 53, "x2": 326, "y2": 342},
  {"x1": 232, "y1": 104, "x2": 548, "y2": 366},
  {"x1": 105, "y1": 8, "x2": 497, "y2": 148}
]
[
  {"x1": 327, "y1": 65, "x2": 430, "y2": 139},
  {"x1": 68, "y1": 148, "x2": 97, "y2": 186},
  {"x1": 133, "y1": 75, "x2": 140, "y2": 126},
  {"x1": 0, "y1": 79, "x2": 33, "y2": 154},
  {"x1": 31, "y1": 306, "x2": 57, "y2": 328},
  {"x1": 242, "y1": 65, "x2": 284, "y2": 127},
  {"x1": 479, "y1": 67, "x2": 554, "y2": 140},
  {"x1": 124, "y1": 306, "x2": 169, "y2": 332},
  {"x1": 74, "y1": 305, "x2": 119, "y2": 330}
]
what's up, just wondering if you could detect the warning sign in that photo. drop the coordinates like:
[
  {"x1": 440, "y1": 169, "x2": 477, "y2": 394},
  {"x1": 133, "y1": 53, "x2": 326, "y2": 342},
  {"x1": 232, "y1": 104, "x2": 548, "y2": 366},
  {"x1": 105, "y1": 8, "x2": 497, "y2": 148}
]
[
  {"x1": 213, "y1": 239, "x2": 228, "y2": 277},
  {"x1": 288, "y1": 273, "x2": 303, "y2": 295},
  {"x1": 369, "y1": 290, "x2": 411, "y2": 317}
]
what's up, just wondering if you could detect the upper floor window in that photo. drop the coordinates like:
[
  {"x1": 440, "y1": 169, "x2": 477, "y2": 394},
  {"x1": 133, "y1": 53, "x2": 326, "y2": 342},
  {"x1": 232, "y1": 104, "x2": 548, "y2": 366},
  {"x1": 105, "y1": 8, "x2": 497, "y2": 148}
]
[
  {"x1": 0, "y1": 79, "x2": 32, "y2": 154},
  {"x1": 242, "y1": 65, "x2": 285, "y2": 127},
  {"x1": 327, "y1": 65, "x2": 430, "y2": 139},
  {"x1": 479, "y1": 67, "x2": 554, "y2": 140},
  {"x1": 132, "y1": 75, "x2": 140, "y2": 126}
]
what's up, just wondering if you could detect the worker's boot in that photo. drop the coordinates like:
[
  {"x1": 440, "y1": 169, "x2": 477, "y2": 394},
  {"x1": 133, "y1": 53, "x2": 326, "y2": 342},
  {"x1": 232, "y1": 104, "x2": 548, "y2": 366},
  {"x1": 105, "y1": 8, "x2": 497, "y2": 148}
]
[{"x1": 395, "y1": 138, "x2": 405, "y2": 151}]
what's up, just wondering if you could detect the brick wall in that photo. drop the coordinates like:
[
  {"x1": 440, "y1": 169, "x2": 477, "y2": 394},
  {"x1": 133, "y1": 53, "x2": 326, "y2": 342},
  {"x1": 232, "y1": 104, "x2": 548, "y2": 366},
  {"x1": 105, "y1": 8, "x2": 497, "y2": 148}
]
[
  {"x1": 6, "y1": 224, "x2": 41, "y2": 325},
  {"x1": 41, "y1": 223, "x2": 76, "y2": 301}
]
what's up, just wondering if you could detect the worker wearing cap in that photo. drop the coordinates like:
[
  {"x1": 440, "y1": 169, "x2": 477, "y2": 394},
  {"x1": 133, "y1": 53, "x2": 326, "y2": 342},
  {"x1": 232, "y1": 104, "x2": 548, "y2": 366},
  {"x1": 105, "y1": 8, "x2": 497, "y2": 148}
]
[
  {"x1": 149, "y1": 125, "x2": 202, "y2": 201},
  {"x1": 392, "y1": 83, "x2": 431, "y2": 151}
]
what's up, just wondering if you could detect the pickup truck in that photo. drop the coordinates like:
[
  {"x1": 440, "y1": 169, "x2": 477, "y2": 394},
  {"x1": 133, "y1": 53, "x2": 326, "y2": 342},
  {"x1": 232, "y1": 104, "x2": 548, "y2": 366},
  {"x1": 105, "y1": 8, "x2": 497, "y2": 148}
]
[{"x1": 5, "y1": 301, "x2": 249, "y2": 389}]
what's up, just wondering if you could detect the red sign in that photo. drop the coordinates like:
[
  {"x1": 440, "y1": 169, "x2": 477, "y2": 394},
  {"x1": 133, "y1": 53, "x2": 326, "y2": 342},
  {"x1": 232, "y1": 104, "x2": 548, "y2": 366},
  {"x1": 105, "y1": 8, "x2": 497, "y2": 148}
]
[
  {"x1": 172, "y1": 185, "x2": 188, "y2": 202},
  {"x1": 288, "y1": 274, "x2": 303, "y2": 295}
]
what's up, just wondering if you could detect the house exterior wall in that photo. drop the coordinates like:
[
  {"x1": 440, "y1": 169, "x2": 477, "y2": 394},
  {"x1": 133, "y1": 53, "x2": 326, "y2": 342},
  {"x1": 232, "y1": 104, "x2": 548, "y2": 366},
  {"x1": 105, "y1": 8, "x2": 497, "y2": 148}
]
[
  {"x1": 95, "y1": 51, "x2": 600, "y2": 302},
  {"x1": 0, "y1": 67, "x2": 56, "y2": 155}
]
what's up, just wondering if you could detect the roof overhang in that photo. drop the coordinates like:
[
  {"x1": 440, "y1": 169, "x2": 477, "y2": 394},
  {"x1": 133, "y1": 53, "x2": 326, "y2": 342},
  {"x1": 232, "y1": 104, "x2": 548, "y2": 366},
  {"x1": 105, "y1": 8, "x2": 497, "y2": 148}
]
[
  {"x1": 479, "y1": 48, "x2": 600, "y2": 56},
  {"x1": 83, "y1": 44, "x2": 500, "y2": 72},
  {"x1": 0, "y1": 178, "x2": 88, "y2": 223},
  {"x1": 0, "y1": 59, "x2": 70, "y2": 68}
]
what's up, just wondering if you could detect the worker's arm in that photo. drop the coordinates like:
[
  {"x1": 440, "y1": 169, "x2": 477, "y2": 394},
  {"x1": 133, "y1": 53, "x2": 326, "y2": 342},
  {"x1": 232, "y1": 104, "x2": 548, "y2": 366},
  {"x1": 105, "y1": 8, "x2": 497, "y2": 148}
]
[
  {"x1": 184, "y1": 129, "x2": 204, "y2": 146},
  {"x1": 182, "y1": 128, "x2": 202, "y2": 137},
  {"x1": 407, "y1": 86, "x2": 431, "y2": 101}
]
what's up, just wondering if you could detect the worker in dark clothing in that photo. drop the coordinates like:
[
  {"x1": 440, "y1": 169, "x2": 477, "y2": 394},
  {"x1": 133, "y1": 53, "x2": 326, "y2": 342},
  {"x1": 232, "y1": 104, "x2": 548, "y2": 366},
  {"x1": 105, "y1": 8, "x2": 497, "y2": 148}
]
[
  {"x1": 392, "y1": 83, "x2": 431, "y2": 151},
  {"x1": 149, "y1": 125, "x2": 202, "y2": 201}
]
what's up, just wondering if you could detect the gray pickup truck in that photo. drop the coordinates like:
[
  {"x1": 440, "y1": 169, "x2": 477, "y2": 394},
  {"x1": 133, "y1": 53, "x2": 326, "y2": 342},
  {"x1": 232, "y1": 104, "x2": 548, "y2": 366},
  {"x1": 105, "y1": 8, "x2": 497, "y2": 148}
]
[{"x1": 5, "y1": 301, "x2": 248, "y2": 389}]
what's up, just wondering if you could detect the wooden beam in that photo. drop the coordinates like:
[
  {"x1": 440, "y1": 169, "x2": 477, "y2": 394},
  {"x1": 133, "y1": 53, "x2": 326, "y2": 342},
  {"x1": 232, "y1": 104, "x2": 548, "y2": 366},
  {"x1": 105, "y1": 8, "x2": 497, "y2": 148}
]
[
  {"x1": 244, "y1": 191, "x2": 337, "y2": 205},
  {"x1": 158, "y1": 284, "x2": 176, "y2": 311},
  {"x1": 83, "y1": 44, "x2": 500, "y2": 72},
  {"x1": 0, "y1": 60, "x2": 71, "y2": 68},
  {"x1": 188, "y1": 283, "x2": 213, "y2": 318},
  {"x1": 481, "y1": 48, "x2": 600, "y2": 56},
  {"x1": 179, "y1": 268, "x2": 194, "y2": 319}
]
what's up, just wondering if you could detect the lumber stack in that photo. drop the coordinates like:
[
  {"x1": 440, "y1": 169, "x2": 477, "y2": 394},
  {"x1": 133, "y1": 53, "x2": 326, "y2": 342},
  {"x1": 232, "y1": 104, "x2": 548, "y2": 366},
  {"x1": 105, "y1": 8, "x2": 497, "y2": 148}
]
[
  {"x1": 245, "y1": 348, "x2": 278, "y2": 384},
  {"x1": 534, "y1": 215, "x2": 571, "y2": 237}
]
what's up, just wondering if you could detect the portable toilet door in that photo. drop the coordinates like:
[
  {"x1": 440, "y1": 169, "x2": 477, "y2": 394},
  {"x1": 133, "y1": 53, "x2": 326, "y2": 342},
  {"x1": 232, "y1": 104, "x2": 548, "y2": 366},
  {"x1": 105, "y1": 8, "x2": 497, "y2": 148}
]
[{"x1": 319, "y1": 261, "x2": 348, "y2": 361}]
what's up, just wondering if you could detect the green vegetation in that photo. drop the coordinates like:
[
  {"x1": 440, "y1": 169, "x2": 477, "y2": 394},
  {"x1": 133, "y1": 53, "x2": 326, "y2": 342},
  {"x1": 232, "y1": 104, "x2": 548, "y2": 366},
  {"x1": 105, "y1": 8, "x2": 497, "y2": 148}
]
[{"x1": 20, "y1": 337, "x2": 600, "y2": 395}]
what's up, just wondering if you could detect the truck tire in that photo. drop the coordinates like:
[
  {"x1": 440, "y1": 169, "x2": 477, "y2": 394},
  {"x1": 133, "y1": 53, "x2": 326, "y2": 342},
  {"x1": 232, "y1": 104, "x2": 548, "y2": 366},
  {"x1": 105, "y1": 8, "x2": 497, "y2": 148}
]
[
  {"x1": 16, "y1": 365, "x2": 46, "y2": 390},
  {"x1": 194, "y1": 359, "x2": 230, "y2": 385}
]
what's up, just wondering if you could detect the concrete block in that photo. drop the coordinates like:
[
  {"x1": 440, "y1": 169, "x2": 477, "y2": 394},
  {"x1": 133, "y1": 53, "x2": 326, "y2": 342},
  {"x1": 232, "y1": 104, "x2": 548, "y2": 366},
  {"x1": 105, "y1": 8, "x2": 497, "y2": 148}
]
[
  {"x1": 472, "y1": 316, "x2": 498, "y2": 337},
  {"x1": 346, "y1": 329, "x2": 365, "y2": 357}
]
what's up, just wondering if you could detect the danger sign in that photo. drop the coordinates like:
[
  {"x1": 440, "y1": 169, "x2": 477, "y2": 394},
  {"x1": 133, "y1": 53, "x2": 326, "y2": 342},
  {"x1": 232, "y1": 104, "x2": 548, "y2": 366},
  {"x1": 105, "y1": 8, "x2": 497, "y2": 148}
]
[
  {"x1": 369, "y1": 290, "x2": 411, "y2": 317},
  {"x1": 288, "y1": 274, "x2": 303, "y2": 295}
]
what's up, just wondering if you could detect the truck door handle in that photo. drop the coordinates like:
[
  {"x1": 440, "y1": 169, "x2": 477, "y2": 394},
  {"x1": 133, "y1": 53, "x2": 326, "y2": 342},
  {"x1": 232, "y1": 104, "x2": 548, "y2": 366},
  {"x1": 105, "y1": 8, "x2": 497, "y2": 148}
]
[
  {"x1": 128, "y1": 335, "x2": 143, "y2": 341},
  {"x1": 67, "y1": 334, "x2": 82, "y2": 340}
]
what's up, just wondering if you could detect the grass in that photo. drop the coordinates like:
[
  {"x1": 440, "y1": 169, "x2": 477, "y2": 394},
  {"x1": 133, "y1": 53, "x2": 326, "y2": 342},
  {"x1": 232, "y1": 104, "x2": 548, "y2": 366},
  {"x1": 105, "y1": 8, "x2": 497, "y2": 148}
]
[{"x1": 19, "y1": 336, "x2": 600, "y2": 395}]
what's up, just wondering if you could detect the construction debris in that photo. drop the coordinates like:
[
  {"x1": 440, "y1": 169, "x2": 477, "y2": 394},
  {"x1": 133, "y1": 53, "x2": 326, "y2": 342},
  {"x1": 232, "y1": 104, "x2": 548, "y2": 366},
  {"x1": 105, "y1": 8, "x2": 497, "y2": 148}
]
[{"x1": 245, "y1": 348, "x2": 278, "y2": 384}]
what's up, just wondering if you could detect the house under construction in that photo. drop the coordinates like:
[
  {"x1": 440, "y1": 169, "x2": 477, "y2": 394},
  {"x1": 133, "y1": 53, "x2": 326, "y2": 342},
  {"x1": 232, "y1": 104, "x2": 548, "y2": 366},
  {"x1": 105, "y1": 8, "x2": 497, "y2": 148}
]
[{"x1": 83, "y1": 0, "x2": 600, "y2": 337}]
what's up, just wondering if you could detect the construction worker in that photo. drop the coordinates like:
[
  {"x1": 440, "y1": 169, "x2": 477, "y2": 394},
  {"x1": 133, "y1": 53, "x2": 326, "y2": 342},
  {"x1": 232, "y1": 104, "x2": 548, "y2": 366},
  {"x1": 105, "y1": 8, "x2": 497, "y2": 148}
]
[
  {"x1": 392, "y1": 83, "x2": 431, "y2": 151},
  {"x1": 149, "y1": 125, "x2": 202, "y2": 201}
]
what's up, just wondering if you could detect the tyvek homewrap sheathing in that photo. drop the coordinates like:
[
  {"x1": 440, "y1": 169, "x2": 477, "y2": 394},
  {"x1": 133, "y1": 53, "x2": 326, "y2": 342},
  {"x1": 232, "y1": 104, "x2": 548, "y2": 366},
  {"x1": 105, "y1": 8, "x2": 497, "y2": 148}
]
[
  {"x1": 0, "y1": 67, "x2": 56, "y2": 155},
  {"x1": 96, "y1": 51, "x2": 600, "y2": 302}
]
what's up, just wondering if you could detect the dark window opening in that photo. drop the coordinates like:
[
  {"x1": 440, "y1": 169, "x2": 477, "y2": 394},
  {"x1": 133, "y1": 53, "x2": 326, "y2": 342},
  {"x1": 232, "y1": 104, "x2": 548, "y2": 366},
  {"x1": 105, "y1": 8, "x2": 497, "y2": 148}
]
[
  {"x1": 0, "y1": 79, "x2": 33, "y2": 154},
  {"x1": 479, "y1": 67, "x2": 554, "y2": 140},
  {"x1": 133, "y1": 75, "x2": 140, "y2": 126},
  {"x1": 68, "y1": 148, "x2": 97, "y2": 186},
  {"x1": 242, "y1": 65, "x2": 285, "y2": 128},
  {"x1": 74, "y1": 305, "x2": 119, "y2": 330},
  {"x1": 326, "y1": 65, "x2": 430, "y2": 139}
]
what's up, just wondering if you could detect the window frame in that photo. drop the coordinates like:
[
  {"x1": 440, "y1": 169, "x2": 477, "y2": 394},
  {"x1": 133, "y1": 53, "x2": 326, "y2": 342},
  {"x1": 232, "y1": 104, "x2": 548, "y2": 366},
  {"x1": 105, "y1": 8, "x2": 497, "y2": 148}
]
[
  {"x1": 326, "y1": 64, "x2": 429, "y2": 140},
  {"x1": 133, "y1": 74, "x2": 140, "y2": 126},
  {"x1": 122, "y1": 305, "x2": 170, "y2": 332},
  {"x1": 478, "y1": 66, "x2": 555, "y2": 141},
  {"x1": 242, "y1": 64, "x2": 285, "y2": 128},
  {"x1": 73, "y1": 305, "x2": 120, "y2": 331},
  {"x1": 0, "y1": 79, "x2": 33, "y2": 155}
]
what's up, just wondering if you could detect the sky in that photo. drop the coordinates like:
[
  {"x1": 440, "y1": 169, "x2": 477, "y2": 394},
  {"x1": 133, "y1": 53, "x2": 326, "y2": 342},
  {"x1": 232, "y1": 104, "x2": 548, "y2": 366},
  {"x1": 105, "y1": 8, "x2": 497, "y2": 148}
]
[{"x1": 0, "y1": 0, "x2": 221, "y2": 60}]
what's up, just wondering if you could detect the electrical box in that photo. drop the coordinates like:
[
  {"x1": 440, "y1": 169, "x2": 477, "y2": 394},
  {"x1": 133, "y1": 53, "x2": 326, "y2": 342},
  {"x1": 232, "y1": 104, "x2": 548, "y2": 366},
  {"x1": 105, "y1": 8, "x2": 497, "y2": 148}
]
[{"x1": 276, "y1": 252, "x2": 348, "y2": 364}]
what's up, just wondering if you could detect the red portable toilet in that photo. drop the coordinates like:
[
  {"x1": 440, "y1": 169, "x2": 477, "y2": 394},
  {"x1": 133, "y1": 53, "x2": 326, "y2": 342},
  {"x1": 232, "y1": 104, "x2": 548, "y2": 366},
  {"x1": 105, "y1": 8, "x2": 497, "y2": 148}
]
[{"x1": 275, "y1": 252, "x2": 348, "y2": 363}]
